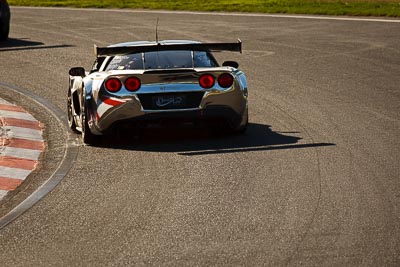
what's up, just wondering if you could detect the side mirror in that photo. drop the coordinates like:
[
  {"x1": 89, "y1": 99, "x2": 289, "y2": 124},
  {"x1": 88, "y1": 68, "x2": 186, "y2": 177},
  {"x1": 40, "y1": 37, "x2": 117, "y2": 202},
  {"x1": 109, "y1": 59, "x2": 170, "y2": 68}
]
[
  {"x1": 69, "y1": 67, "x2": 86, "y2": 77},
  {"x1": 222, "y1": 61, "x2": 239, "y2": 69}
]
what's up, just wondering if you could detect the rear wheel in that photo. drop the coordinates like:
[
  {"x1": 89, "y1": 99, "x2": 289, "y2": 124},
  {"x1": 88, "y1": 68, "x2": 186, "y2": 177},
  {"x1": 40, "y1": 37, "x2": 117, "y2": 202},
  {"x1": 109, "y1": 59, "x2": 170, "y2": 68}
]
[
  {"x1": 67, "y1": 89, "x2": 77, "y2": 132},
  {"x1": 232, "y1": 106, "x2": 249, "y2": 134},
  {"x1": 235, "y1": 116, "x2": 248, "y2": 134},
  {"x1": 81, "y1": 101, "x2": 98, "y2": 145}
]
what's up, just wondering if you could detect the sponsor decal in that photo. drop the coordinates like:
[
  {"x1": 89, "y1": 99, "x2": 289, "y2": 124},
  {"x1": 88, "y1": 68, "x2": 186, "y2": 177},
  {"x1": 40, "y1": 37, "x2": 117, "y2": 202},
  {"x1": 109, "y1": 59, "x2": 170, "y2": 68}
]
[{"x1": 155, "y1": 96, "x2": 185, "y2": 107}]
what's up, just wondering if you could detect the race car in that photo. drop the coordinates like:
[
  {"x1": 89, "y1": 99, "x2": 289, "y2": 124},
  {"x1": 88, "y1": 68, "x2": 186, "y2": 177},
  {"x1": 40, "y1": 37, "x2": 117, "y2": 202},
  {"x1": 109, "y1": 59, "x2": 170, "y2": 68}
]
[
  {"x1": 0, "y1": 0, "x2": 10, "y2": 41},
  {"x1": 68, "y1": 40, "x2": 248, "y2": 145}
]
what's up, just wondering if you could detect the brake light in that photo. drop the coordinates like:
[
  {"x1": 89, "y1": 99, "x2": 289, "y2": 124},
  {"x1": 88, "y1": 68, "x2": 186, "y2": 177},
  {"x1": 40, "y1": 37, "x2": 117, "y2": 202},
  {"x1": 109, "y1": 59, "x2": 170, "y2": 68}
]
[
  {"x1": 105, "y1": 78, "x2": 122, "y2": 93},
  {"x1": 199, "y1": 74, "x2": 215, "y2": 89},
  {"x1": 218, "y1": 73, "x2": 234, "y2": 88},
  {"x1": 125, "y1": 77, "x2": 141, "y2": 92}
]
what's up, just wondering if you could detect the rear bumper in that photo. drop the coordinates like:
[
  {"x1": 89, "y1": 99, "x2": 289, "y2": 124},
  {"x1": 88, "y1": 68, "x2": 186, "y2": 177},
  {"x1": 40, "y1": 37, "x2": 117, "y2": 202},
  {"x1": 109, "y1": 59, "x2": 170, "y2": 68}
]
[
  {"x1": 110, "y1": 106, "x2": 243, "y2": 131},
  {"x1": 88, "y1": 88, "x2": 247, "y2": 135}
]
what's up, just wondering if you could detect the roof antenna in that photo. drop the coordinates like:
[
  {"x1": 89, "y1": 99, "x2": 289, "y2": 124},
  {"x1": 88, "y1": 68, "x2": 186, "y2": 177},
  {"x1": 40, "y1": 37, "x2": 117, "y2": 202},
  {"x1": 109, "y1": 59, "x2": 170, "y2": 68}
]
[{"x1": 156, "y1": 17, "x2": 159, "y2": 44}]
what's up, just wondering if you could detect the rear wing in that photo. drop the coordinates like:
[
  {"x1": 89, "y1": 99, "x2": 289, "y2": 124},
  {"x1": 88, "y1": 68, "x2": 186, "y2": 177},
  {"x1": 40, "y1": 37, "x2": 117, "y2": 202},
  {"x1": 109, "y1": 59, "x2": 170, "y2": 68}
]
[{"x1": 94, "y1": 40, "x2": 242, "y2": 57}]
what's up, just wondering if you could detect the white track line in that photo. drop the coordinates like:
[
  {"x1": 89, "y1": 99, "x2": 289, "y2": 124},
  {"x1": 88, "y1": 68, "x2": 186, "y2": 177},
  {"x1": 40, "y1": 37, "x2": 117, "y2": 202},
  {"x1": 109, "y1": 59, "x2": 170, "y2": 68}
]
[
  {"x1": 0, "y1": 85, "x2": 78, "y2": 230},
  {"x1": 11, "y1": 6, "x2": 400, "y2": 23}
]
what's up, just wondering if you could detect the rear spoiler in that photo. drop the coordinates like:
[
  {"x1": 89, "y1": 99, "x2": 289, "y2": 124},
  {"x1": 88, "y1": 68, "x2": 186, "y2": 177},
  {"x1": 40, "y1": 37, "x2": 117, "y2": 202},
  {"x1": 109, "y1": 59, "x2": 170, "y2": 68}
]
[{"x1": 94, "y1": 39, "x2": 242, "y2": 57}]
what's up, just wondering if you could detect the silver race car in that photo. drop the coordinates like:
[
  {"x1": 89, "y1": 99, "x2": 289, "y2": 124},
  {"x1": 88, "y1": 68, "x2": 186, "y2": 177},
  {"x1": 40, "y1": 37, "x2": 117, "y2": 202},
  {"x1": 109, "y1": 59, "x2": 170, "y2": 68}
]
[{"x1": 68, "y1": 40, "x2": 248, "y2": 145}]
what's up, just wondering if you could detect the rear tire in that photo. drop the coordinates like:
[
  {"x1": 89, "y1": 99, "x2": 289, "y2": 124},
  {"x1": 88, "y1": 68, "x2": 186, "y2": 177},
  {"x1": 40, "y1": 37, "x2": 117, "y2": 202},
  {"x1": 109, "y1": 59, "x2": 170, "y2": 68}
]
[
  {"x1": 67, "y1": 89, "x2": 77, "y2": 132},
  {"x1": 235, "y1": 118, "x2": 248, "y2": 134},
  {"x1": 232, "y1": 107, "x2": 249, "y2": 134},
  {"x1": 81, "y1": 101, "x2": 98, "y2": 145}
]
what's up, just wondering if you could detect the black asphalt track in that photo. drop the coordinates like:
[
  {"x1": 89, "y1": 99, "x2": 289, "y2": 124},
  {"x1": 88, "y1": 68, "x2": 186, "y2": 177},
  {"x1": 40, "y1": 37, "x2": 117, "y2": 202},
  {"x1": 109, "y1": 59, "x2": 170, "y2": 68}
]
[{"x1": 0, "y1": 7, "x2": 399, "y2": 266}]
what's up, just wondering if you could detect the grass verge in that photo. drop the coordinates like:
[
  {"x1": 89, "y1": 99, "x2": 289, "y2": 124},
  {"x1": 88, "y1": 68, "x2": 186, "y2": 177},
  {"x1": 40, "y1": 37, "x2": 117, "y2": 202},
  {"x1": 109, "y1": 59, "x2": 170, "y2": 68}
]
[{"x1": 8, "y1": 0, "x2": 400, "y2": 17}]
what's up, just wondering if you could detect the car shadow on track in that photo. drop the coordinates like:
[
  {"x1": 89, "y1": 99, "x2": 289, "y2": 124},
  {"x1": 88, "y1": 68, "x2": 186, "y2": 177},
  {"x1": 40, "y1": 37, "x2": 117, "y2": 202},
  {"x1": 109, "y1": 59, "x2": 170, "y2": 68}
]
[
  {"x1": 0, "y1": 38, "x2": 73, "y2": 52},
  {"x1": 97, "y1": 123, "x2": 335, "y2": 155}
]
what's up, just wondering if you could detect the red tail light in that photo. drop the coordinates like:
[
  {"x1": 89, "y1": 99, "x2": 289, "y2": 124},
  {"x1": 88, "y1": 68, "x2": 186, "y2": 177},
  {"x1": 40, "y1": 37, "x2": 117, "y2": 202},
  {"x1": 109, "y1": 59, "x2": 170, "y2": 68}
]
[
  {"x1": 125, "y1": 77, "x2": 141, "y2": 91},
  {"x1": 218, "y1": 73, "x2": 234, "y2": 88},
  {"x1": 105, "y1": 78, "x2": 122, "y2": 93},
  {"x1": 199, "y1": 74, "x2": 215, "y2": 89}
]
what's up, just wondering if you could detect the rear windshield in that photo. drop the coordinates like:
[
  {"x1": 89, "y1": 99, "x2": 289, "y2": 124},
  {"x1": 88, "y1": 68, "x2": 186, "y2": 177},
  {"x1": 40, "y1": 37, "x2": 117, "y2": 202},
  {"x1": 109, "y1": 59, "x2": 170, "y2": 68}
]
[{"x1": 105, "y1": 50, "x2": 218, "y2": 71}]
